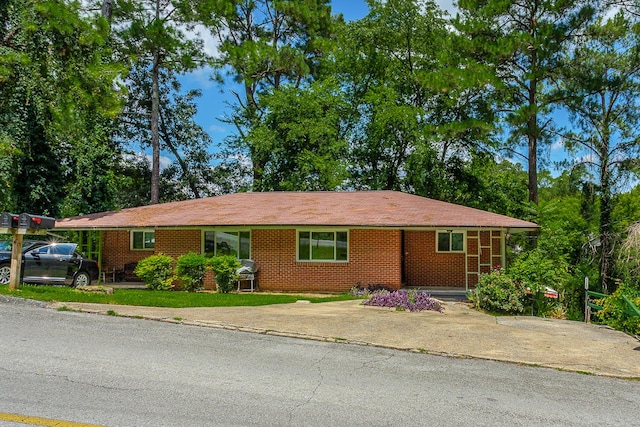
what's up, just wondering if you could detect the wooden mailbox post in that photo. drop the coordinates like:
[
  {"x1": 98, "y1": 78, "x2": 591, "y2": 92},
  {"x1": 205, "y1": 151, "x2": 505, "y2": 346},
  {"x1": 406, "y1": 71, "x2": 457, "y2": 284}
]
[{"x1": 1, "y1": 213, "x2": 55, "y2": 290}]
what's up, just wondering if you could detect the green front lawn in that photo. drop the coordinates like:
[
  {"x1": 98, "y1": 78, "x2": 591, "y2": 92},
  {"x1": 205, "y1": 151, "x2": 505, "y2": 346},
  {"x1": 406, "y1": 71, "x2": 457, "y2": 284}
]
[{"x1": 0, "y1": 285, "x2": 356, "y2": 308}]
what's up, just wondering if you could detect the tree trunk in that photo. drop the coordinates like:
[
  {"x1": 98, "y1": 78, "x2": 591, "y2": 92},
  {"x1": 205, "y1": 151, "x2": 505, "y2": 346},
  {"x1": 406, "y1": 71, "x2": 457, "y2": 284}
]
[
  {"x1": 526, "y1": 7, "x2": 539, "y2": 206},
  {"x1": 150, "y1": 48, "x2": 160, "y2": 204},
  {"x1": 150, "y1": 0, "x2": 161, "y2": 204},
  {"x1": 527, "y1": 132, "x2": 538, "y2": 204},
  {"x1": 527, "y1": 55, "x2": 539, "y2": 205},
  {"x1": 599, "y1": 138, "x2": 613, "y2": 292},
  {"x1": 101, "y1": 0, "x2": 113, "y2": 22}
]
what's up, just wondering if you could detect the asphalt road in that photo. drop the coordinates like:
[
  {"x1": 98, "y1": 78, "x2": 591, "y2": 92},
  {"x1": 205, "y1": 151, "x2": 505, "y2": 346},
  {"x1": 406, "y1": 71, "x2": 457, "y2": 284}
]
[{"x1": 1, "y1": 302, "x2": 639, "y2": 427}]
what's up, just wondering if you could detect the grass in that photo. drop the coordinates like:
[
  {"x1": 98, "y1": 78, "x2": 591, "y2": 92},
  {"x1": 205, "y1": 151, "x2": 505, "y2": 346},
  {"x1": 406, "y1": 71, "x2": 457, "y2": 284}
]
[{"x1": 0, "y1": 284, "x2": 356, "y2": 308}]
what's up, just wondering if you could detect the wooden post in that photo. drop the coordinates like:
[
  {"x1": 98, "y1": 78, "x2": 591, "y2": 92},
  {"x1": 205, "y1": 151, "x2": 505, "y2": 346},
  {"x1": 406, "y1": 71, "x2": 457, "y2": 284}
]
[
  {"x1": 9, "y1": 232, "x2": 23, "y2": 290},
  {"x1": 584, "y1": 277, "x2": 589, "y2": 324}
]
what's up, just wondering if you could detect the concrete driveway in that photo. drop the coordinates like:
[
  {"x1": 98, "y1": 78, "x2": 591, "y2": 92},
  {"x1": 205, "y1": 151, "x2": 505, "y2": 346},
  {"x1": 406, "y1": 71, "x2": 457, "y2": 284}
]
[{"x1": 45, "y1": 299, "x2": 640, "y2": 379}]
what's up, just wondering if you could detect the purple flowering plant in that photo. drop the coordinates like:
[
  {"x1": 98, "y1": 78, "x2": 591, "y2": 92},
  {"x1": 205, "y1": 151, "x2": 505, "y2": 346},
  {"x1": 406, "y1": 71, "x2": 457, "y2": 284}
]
[{"x1": 362, "y1": 289, "x2": 443, "y2": 313}]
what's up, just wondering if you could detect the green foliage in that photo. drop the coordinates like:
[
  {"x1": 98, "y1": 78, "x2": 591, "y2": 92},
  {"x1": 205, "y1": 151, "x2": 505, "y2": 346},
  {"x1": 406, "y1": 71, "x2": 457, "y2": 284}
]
[
  {"x1": 0, "y1": 0, "x2": 125, "y2": 216},
  {"x1": 208, "y1": 255, "x2": 241, "y2": 294},
  {"x1": 210, "y1": 0, "x2": 335, "y2": 189},
  {"x1": 443, "y1": 157, "x2": 531, "y2": 218},
  {"x1": 117, "y1": 63, "x2": 216, "y2": 204},
  {"x1": 174, "y1": 252, "x2": 208, "y2": 292},
  {"x1": 595, "y1": 283, "x2": 640, "y2": 336},
  {"x1": 112, "y1": 0, "x2": 212, "y2": 204},
  {"x1": 556, "y1": 11, "x2": 640, "y2": 292},
  {"x1": 0, "y1": 134, "x2": 20, "y2": 212},
  {"x1": 616, "y1": 222, "x2": 640, "y2": 288},
  {"x1": 246, "y1": 79, "x2": 349, "y2": 191},
  {"x1": 509, "y1": 247, "x2": 569, "y2": 316},
  {"x1": 134, "y1": 253, "x2": 175, "y2": 290},
  {"x1": 339, "y1": 0, "x2": 496, "y2": 194},
  {"x1": 530, "y1": 176, "x2": 598, "y2": 319},
  {"x1": 472, "y1": 268, "x2": 527, "y2": 314},
  {"x1": 613, "y1": 186, "x2": 640, "y2": 234}
]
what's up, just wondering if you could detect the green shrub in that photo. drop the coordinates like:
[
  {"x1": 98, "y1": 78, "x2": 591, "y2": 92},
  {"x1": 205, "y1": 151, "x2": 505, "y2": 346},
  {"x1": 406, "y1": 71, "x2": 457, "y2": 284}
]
[
  {"x1": 596, "y1": 283, "x2": 640, "y2": 335},
  {"x1": 472, "y1": 267, "x2": 527, "y2": 314},
  {"x1": 208, "y1": 255, "x2": 241, "y2": 294},
  {"x1": 134, "y1": 253, "x2": 175, "y2": 290},
  {"x1": 508, "y1": 248, "x2": 567, "y2": 317},
  {"x1": 174, "y1": 252, "x2": 208, "y2": 292}
]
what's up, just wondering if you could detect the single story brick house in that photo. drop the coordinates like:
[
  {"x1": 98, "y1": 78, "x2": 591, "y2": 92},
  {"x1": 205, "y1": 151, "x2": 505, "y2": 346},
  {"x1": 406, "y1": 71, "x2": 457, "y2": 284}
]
[{"x1": 55, "y1": 191, "x2": 538, "y2": 292}]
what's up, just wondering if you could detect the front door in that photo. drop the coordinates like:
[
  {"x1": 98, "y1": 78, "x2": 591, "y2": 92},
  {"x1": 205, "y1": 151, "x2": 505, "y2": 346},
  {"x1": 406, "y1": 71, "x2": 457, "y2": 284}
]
[{"x1": 23, "y1": 245, "x2": 61, "y2": 283}]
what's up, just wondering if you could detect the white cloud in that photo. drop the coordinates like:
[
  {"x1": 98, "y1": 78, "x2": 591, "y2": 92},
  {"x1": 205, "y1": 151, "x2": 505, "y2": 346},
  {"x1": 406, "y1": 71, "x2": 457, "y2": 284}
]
[
  {"x1": 131, "y1": 152, "x2": 173, "y2": 171},
  {"x1": 208, "y1": 124, "x2": 228, "y2": 134},
  {"x1": 183, "y1": 66, "x2": 215, "y2": 90},
  {"x1": 190, "y1": 24, "x2": 220, "y2": 58},
  {"x1": 435, "y1": 0, "x2": 457, "y2": 15},
  {"x1": 550, "y1": 137, "x2": 565, "y2": 152},
  {"x1": 159, "y1": 155, "x2": 172, "y2": 171}
]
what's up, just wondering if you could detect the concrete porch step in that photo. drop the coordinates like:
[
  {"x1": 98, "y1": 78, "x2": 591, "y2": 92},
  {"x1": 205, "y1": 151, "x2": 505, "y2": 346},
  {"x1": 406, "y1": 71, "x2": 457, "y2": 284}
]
[{"x1": 404, "y1": 286, "x2": 472, "y2": 302}]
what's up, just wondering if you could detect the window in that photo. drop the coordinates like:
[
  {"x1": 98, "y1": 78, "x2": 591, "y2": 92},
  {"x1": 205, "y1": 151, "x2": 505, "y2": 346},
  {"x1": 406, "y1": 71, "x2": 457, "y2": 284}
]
[
  {"x1": 298, "y1": 231, "x2": 348, "y2": 262},
  {"x1": 131, "y1": 230, "x2": 155, "y2": 250},
  {"x1": 204, "y1": 231, "x2": 250, "y2": 259},
  {"x1": 50, "y1": 243, "x2": 76, "y2": 256},
  {"x1": 437, "y1": 231, "x2": 464, "y2": 252}
]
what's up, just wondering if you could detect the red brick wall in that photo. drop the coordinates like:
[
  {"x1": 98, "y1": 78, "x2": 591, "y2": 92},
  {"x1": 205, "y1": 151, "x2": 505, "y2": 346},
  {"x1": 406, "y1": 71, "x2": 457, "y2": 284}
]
[
  {"x1": 100, "y1": 227, "x2": 504, "y2": 291},
  {"x1": 101, "y1": 230, "x2": 151, "y2": 271},
  {"x1": 251, "y1": 229, "x2": 402, "y2": 293},
  {"x1": 404, "y1": 231, "x2": 466, "y2": 287},
  {"x1": 101, "y1": 228, "x2": 402, "y2": 292},
  {"x1": 154, "y1": 229, "x2": 201, "y2": 258},
  {"x1": 101, "y1": 229, "x2": 201, "y2": 283}
]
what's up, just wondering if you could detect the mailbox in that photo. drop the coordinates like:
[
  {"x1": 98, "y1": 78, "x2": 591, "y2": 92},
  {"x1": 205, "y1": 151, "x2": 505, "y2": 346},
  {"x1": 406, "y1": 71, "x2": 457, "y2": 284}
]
[
  {"x1": 18, "y1": 213, "x2": 56, "y2": 230},
  {"x1": 0, "y1": 212, "x2": 19, "y2": 228}
]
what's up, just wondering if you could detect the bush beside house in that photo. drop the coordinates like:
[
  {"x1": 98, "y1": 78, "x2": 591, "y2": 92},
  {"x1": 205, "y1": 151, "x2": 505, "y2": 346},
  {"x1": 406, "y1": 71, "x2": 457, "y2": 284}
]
[
  {"x1": 208, "y1": 256, "x2": 242, "y2": 293},
  {"x1": 134, "y1": 253, "x2": 175, "y2": 290},
  {"x1": 174, "y1": 253, "x2": 208, "y2": 292},
  {"x1": 471, "y1": 267, "x2": 527, "y2": 314},
  {"x1": 134, "y1": 253, "x2": 241, "y2": 293}
]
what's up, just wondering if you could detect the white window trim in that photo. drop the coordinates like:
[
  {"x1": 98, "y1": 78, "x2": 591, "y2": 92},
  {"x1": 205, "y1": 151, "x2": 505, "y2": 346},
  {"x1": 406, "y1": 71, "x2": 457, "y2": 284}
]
[
  {"x1": 435, "y1": 230, "x2": 466, "y2": 253},
  {"x1": 296, "y1": 229, "x2": 349, "y2": 263},
  {"x1": 130, "y1": 229, "x2": 155, "y2": 251},
  {"x1": 202, "y1": 229, "x2": 252, "y2": 259}
]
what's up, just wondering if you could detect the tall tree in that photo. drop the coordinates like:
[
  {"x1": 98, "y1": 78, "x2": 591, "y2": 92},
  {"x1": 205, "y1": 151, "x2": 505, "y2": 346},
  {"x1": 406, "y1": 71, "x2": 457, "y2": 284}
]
[
  {"x1": 0, "y1": 0, "x2": 123, "y2": 216},
  {"x1": 116, "y1": 64, "x2": 214, "y2": 202},
  {"x1": 557, "y1": 10, "x2": 640, "y2": 291},
  {"x1": 338, "y1": 0, "x2": 495, "y2": 197},
  {"x1": 454, "y1": 0, "x2": 595, "y2": 204},
  {"x1": 112, "y1": 0, "x2": 209, "y2": 204},
  {"x1": 209, "y1": 0, "x2": 335, "y2": 190},
  {"x1": 245, "y1": 79, "x2": 348, "y2": 190}
]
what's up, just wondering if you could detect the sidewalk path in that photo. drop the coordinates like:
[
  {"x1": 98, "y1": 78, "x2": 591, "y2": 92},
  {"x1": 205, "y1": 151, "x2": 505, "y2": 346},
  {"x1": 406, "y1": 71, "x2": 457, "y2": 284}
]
[{"x1": 47, "y1": 300, "x2": 640, "y2": 379}]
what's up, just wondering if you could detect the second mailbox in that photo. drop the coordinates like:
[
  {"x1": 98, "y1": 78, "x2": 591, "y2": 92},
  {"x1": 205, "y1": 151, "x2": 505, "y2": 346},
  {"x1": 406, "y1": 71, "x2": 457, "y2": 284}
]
[{"x1": 18, "y1": 213, "x2": 56, "y2": 230}]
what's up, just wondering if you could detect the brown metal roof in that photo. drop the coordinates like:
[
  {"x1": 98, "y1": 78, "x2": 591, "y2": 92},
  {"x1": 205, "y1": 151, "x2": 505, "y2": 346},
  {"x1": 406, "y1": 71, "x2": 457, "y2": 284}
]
[{"x1": 55, "y1": 191, "x2": 538, "y2": 230}]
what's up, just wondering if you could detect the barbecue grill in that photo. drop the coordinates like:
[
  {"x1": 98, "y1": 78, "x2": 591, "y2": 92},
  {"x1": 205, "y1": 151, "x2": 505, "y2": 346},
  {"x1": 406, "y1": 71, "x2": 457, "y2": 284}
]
[{"x1": 236, "y1": 259, "x2": 258, "y2": 292}]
